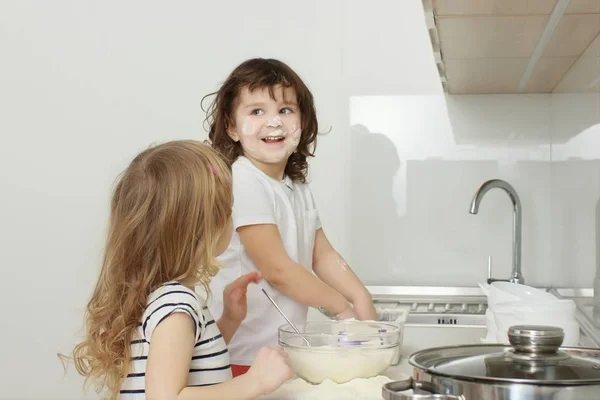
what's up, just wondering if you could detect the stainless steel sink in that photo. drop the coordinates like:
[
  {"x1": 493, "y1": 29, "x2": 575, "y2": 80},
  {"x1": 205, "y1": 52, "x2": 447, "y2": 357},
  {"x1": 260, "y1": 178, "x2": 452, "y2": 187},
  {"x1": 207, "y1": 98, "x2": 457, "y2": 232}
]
[
  {"x1": 367, "y1": 285, "x2": 599, "y2": 352},
  {"x1": 366, "y1": 286, "x2": 489, "y2": 355},
  {"x1": 369, "y1": 285, "x2": 488, "y2": 326}
]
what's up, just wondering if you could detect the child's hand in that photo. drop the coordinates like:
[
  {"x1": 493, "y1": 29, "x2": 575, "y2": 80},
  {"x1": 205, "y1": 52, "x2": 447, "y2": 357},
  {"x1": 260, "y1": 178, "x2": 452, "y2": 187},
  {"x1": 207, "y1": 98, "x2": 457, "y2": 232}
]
[
  {"x1": 248, "y1": 346, "x2": 293, "y2": 395},
  {"x1": 336, "y1": 309, "x2": 355, "y2": 320},
  {"x1": 353, "y1": 300, "x2": 378, "y2": 321},
  {"x1": 222, "y1": 272, "x2": 262, "y2": 323},
  {"x1": 335, "y1": 304, "x2": 355, "y2": 320}
]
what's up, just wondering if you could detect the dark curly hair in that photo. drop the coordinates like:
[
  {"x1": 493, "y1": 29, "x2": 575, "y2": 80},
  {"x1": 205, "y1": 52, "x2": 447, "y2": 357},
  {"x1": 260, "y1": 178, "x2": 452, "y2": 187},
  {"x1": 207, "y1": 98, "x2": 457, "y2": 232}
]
[{"x1": 203, "y1": 58, "x2": 318, "y2": 183}]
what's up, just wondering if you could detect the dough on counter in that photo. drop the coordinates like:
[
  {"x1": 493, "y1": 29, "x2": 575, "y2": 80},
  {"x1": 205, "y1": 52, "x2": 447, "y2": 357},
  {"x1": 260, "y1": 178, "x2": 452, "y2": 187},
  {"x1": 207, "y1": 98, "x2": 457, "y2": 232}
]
[{"x1": 257, "y1": 375, "x2": 393, "y2": 400}]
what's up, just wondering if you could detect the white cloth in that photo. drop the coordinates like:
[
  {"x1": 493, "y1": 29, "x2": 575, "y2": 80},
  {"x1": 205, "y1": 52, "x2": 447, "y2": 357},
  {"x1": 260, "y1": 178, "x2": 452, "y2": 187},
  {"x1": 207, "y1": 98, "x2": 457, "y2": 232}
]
[{"x1": 209, "y1": 157, "x2": 321, "y2": 365}]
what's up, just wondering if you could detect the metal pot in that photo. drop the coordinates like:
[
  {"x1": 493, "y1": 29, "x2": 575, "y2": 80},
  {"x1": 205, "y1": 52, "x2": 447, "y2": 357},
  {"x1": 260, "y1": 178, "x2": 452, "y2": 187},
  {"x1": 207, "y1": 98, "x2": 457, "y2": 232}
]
[{"x1": 382, "y1": 325, "x2": 600, "y2": 399}]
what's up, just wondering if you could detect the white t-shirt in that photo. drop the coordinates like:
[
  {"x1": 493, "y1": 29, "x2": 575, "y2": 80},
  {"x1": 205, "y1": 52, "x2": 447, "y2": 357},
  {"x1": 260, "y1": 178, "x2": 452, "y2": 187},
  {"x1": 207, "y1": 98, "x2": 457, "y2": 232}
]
[
  {"x1": 119, "y1": 282, "x2": 232, "y2": 398},
  {"x1": 209, "y1": 156, "x2": 321, "y2": 365}
]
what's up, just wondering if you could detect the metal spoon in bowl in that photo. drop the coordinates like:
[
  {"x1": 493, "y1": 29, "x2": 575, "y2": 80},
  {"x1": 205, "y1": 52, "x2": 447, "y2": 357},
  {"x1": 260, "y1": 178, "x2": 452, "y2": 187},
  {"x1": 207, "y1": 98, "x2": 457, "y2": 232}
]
[{"x1": 261, "y1": 288, "x2": 311, "y2": 346}]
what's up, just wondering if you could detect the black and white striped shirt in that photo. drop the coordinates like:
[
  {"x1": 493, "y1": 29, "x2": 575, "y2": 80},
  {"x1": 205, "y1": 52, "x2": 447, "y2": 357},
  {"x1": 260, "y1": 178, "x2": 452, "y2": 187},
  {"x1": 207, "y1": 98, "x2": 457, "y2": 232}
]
[{"x1": 119, "y1": 282, "x2": 232, "y2": 398}]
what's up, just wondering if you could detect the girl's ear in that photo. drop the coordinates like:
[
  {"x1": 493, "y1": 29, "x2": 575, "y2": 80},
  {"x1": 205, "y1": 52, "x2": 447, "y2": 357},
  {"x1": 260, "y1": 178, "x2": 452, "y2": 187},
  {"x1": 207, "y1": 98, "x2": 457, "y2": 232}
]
[
  {"x1": 226, "y1": 120, "x2": 240, "y2": 142},
  {"x1": 227, "y1": 126, "x2": 240, "y2": 142}
]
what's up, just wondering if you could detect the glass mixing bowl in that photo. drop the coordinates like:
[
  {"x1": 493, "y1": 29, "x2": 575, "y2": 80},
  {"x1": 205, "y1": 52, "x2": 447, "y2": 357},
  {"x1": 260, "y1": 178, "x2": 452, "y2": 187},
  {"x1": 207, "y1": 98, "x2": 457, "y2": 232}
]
[{"x1": 278, "y1": 320, "x2": 401, "y2": 384}]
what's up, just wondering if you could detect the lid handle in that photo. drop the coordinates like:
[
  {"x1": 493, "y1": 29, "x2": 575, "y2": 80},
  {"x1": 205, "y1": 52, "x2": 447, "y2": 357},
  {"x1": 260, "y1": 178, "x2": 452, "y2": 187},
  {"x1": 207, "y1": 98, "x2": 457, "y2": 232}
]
[
  {"x1": 508, "y1": 325, "x2": 564, "y2": 354},
  {"x1": 382, "y1": 378, "x2": 465, "y2": 400}
]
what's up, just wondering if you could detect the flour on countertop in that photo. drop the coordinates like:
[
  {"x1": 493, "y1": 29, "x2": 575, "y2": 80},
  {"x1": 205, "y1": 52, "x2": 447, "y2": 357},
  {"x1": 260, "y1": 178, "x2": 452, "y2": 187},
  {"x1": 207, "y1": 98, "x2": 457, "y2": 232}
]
[{"x1": 257, "y1": 375, "x2": 394, "y2": 400}]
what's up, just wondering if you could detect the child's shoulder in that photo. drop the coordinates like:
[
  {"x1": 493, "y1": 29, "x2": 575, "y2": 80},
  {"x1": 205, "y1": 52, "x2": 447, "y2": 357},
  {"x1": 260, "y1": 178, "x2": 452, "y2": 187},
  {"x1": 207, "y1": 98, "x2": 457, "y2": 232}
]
[
  {"x1": 141, "y1": 282, "x2": 207, "y2": 343},
  {"x1": 232, "y1": 157, "x2": 263, "y2": 177},
  {"x1": 146, "y1": 282, "x2": 203, "y2": 309},
  {"x1": 231, "y1": 157, "x2": 276, "y2": 191}
]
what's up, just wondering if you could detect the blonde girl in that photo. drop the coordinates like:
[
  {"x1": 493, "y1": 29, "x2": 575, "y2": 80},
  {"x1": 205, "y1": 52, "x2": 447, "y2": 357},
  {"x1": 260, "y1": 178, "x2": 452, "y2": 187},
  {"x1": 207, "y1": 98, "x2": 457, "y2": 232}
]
[{"x1": 67, "y1": 140, "x2": 291, "y2": 399}]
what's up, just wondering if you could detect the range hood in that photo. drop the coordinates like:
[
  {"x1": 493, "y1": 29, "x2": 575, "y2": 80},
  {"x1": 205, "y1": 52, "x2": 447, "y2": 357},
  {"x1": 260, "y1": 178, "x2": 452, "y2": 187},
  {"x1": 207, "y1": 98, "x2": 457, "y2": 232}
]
[{"x1": 422, "y1": 0, "x2": 600, "y2": 94}]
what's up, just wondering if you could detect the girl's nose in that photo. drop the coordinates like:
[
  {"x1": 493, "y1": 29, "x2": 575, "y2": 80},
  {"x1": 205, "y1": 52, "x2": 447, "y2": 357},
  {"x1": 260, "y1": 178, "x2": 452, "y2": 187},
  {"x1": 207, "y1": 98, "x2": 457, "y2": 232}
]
[{"x1": 266, "y1": 116, "x2": 283, "y2": 128}]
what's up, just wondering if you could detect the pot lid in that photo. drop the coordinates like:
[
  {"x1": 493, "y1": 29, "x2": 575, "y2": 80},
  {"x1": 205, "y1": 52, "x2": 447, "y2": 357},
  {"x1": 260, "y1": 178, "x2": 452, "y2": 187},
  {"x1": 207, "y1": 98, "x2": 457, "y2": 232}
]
[{"x1": 409, "y1": 325, "x2": 600, "y2": 385}]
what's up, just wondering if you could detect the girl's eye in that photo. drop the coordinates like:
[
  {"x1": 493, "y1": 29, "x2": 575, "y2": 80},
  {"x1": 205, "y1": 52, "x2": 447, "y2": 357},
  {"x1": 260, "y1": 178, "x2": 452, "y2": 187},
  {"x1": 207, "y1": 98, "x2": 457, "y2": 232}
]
[
  {"x1": 280, "y1": 107, "x2": 293, "y2": 115},
  {"x1": 251, "y1": 109, "x2": 264, "y2": 116}
]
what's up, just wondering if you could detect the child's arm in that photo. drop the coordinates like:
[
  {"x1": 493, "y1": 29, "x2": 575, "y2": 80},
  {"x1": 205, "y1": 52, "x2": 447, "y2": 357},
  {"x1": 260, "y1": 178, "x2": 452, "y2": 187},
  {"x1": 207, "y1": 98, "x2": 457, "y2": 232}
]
[
  {"x1": 145, "y1": 313, "x2": 291, "y2": 400},
  {"x1": 312, "y1": 228, "x2": 378, "y2": 320},
  {"x1": 237, "y1": 224, "x2": 353, "y2": 317}
]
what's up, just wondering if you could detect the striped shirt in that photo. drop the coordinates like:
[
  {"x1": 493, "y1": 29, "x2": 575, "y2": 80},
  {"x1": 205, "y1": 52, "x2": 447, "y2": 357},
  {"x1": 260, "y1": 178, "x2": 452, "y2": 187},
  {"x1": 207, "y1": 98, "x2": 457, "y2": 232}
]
[{"x1": 119, "y1": 282, "x2": 232, "y2": 398}]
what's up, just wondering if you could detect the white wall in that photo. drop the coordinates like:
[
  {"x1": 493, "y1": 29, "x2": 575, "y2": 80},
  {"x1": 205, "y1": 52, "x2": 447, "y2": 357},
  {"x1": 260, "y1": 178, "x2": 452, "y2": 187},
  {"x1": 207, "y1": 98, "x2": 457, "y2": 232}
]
[
  {"x1": 1, "y1": 1, "x2": 599, "y2": 399},
  {"x1": 348, "y1": 93, "x2": 600, "y2": 287},
  {"x1": 0, "y1": 1, "x2": 440, "y2": 398}
]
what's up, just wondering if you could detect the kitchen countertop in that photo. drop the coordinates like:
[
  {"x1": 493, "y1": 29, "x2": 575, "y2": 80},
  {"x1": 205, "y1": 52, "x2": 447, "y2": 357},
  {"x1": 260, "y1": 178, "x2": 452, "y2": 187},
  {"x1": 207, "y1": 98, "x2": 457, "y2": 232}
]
[
  {"x1": 258, "y1": 372, "x2": 412, "y2": 399},
  {"x1": 383, "y1": 358, "x2": 413, "y2": 381}
]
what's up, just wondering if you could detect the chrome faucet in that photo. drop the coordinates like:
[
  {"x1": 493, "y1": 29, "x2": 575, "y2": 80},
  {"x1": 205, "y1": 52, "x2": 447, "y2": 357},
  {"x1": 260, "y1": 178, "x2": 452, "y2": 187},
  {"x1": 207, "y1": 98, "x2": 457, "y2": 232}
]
[{"x1": 469, "y1": 179, "x2": 524, "y2": 285}]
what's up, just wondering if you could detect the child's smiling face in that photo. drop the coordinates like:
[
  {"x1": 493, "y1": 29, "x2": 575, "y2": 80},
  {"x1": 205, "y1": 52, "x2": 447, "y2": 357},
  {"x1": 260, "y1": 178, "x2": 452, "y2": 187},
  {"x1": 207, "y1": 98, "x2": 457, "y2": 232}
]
[{"x1": 228, "y1": 85, "x2": 301, "y2": 173}]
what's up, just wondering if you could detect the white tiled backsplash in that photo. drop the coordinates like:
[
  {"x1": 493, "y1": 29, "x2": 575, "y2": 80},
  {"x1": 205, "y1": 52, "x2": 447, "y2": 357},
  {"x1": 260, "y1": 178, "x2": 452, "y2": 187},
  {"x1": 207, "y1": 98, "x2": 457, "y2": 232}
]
[{"x1": 344, "y1": 93, "x2": 600, "y2": 288}]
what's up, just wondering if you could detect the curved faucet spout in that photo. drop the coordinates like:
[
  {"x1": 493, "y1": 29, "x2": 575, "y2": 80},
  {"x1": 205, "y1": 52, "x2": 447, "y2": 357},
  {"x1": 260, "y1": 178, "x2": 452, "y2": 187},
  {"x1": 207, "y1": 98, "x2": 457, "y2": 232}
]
[{"x1": 469, "y1": 179, "x2": 524, "y2": 284}]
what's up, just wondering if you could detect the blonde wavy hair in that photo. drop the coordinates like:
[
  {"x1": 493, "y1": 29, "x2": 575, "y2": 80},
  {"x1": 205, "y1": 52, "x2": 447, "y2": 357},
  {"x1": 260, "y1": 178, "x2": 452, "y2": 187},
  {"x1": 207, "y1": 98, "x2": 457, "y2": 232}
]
[{"x1": 64, "y1": 140, "x2": 232, "y2": 399}]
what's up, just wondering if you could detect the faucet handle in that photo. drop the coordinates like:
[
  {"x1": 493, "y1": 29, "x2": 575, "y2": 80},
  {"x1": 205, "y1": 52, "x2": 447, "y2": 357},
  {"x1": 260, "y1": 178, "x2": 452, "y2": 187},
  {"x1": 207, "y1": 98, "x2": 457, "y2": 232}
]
[{"x1": 486, "y1": 256, "x2": 509, "y2": 285}]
